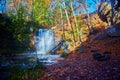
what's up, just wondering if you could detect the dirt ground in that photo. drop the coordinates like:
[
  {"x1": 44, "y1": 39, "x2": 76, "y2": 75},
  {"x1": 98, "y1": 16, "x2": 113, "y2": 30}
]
[{"x1": 39, "y1": 29, "x2": 120, "y2": 80}]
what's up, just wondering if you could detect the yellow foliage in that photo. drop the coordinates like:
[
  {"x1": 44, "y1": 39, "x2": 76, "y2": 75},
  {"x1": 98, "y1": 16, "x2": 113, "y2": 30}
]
[{"x1": 44, "y1": 0, "x2": 51, "y2": 8}]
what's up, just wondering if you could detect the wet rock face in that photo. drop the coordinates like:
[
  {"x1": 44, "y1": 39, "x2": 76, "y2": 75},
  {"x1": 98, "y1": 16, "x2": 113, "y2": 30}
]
[{"x1": 107, "y1": 23, "x2": 120, "y2": 37}]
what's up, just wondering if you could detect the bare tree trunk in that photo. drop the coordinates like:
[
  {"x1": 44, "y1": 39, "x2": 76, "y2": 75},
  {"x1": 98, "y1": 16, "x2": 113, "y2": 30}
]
[
  {"x1": 79, "y1": 1, "x2": 94, "y2": 34},
  {"x1": 60, "y1": 7, "x2": 65, "y2": 40},
  {"x1": 32, "y1": 0, "x2": 38, "y2": 65},
  {"x1": 70, "y1": 1, "x2": 82, "y2": 44},
  {"x1": 13, "y1": 0, "x2": 19, "y2": 11},
  {"x1": 86, "y1": 0, "x2": 95, "y2": 33},
  {"x1": 110, "y1": 0, "x2": 115, "y2": 25},
  {"x1": 62, "y1": 1, "x2": 76, "y2": 46}
]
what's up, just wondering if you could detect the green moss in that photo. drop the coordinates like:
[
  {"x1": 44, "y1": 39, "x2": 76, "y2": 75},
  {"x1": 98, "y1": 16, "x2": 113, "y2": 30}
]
[
  {"x1": 61, "y1": 53, "x2": 68, "y2": 58},
  {"x1": 9, "y1": 62, "x2": 45, "y2": 80}
]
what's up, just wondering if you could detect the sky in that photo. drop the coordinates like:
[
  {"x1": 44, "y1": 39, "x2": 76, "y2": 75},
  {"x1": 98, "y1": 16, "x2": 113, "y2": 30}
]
[
  {"x1": 74, "y1": 0, "x2": 98, "y2": 14},
  {"x1": 88, "y1": 0, "x2": 98, "y2": 13},
  {"x1": 87, "y1": 0, "x2": 97, "y2": 13},
  {"x1": 0, "y1": 0, "x2": 98, "y2": 14},
  {"x1": 0, "y1": 0, "x2": 3, "y2": 13},
  {"x1": 0, "y1": 0, "x2": 8, "y2": 13}
]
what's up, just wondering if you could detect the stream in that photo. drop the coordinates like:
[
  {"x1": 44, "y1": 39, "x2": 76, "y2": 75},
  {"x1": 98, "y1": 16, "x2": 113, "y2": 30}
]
[
  {"x1": 0, "y1": 29, "x2": 69, "y2": 79},
  {"x1": 0, "y1": 29, "x2": 63, "y2": 68}
]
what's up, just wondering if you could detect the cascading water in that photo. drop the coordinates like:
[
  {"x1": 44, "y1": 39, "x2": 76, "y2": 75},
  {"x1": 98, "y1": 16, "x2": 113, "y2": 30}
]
[
  {"x1": 36, "y1": 29, "x2": 55, "y2": 54},
  {"x1": 36, "y1": 29, "x2": 60, "y2": 65}
]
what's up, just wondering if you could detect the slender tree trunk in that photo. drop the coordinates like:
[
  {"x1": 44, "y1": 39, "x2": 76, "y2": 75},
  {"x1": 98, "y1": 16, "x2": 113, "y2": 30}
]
[
  {"x1": 13, "y1": 0, "x2": 19, "y2": 12},
  {"x1": 87, "y1": 14, "x2": 92, "y2": 32},
  {"x1": 63, "y1": 1, "x2": 76, "y2": 46},
  {"x1": 79, "y1": 2, "x2": 94, "y2": 33},
  {"x1": 86, "y1": 0, "x2": 94, "y2": 33},
  {"x1": 60, "y1": 7, "x2": 65, "y2": 40},
  {"x1": 110, "y1": 0, "x2": 115, "y2": 25},
  {"x1": 70, "y1": 1, "x2": 82, "y2": 44},
  {"x1": 32, "y1": 0, "x2": 38, "y2": 65}
]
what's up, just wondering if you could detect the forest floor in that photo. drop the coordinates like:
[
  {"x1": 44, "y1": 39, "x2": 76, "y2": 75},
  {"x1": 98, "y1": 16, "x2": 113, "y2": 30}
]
[{"x1": 39, "y1": 28, "x2": 120, "y2": 80}]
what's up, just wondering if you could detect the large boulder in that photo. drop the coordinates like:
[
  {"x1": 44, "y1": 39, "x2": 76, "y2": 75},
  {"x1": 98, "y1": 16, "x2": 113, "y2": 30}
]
[
  {"x1": 92, "y1": 52, "x2": 110, "y2": 61},
  {"x1": 98, "y1": 1, "x2": 120, "y2": 25},
  {"x1": 107, "y1": 23, "x2": 120, "y2": 37}
]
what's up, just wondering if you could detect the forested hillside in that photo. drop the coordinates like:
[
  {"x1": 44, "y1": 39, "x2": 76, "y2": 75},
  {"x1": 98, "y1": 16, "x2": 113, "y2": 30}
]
[{"x1": 0, "y1": 0, "x2": 120, "y2": 80}]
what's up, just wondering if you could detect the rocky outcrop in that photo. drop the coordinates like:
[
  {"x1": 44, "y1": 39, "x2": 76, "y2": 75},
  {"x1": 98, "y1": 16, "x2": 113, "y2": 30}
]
[
  {"x1": 107, "y1": 23, "x2": 120, "y2": 37},
  {"x1": 98, "y1": 1, "x2": 120, "y2": 25}
]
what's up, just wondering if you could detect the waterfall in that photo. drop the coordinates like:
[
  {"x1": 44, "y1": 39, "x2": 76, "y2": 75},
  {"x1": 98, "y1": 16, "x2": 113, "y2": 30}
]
[
  {"x1": 36, "y1": 29, "x2": 55, "y2": 54},
  {"x1": 36, "y1": 29, "x2": 60, "y2": 65}
]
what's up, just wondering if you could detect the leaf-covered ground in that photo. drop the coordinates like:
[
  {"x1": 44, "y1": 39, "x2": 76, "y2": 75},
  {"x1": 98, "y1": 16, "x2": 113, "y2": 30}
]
[{"x1": 39, "y1": 29, "x2": 120, "y2": 80}]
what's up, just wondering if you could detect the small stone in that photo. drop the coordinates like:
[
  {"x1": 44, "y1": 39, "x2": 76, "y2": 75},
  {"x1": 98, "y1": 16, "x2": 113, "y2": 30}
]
[
  {"x1": 97, "y1": 55, "x2": 110, "y2": 61},
  {"x1": 76, "y1": 46, "x2": 85, "y2": 52},
  {"x1": 79, "y1": 46, "x2": 86, "y2": 53},
  {"x1": 91, "y1": 50, "x2": 98, "y2": 53},
  {"x1": 96, "y1": 33, "x2": 108, "y2": 40},
  {"x1": 107, "y1": 70, "x2": 110, "y2": 73},
  {"x1": 113, "y1": 67, "x2": 118, "y2": 70},
  {"x1": 103, "y1": 51, "x2": 112, "y2": 54},
  {"x1": 86, "y1": 46, "x2": 91, "y2": 48},
  {"x1": 89, "y1": 71, "x2": 92, "y2": 73},
  {"x1": 105, "y1": 40, "x2": 117, "y2": 46},
  {"x1": 92, "y1": 52, "x2": 102, "y2": 59},
  {"x1": 92, "y1": 52, "x2": 110, "y2": 61}
]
